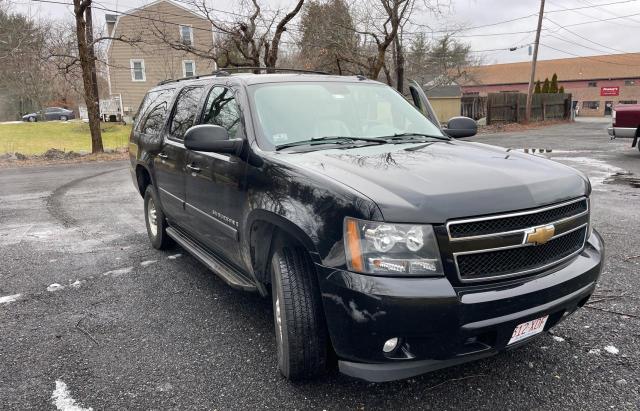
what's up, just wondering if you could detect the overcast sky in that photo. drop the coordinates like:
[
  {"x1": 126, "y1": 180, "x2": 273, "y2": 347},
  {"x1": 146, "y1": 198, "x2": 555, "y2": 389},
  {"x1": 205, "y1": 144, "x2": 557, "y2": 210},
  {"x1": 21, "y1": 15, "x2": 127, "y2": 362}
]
[{"x1": 12, "y1": 0, "x2": 640, "y2": 65}]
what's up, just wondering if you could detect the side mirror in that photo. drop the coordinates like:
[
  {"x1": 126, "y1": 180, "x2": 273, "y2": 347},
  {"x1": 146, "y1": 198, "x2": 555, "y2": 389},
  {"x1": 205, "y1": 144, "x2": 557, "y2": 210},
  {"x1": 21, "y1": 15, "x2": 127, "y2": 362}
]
[
  {"x1": 444, "y1": 116, "x2": 477, "y2": 138},
  {"x1": 184, "y1": 124, "x2": 243, "y2": 155}
]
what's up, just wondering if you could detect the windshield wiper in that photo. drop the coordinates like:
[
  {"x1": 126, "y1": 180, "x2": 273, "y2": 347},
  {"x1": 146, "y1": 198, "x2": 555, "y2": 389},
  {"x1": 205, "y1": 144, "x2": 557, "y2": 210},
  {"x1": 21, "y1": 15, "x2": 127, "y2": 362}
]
[
  {"x1": 275, "y1": 136, "x2": 387, "y2": 151},
  {"x1": 383, "y1": 132, "x2": 450, "y2": 142}
]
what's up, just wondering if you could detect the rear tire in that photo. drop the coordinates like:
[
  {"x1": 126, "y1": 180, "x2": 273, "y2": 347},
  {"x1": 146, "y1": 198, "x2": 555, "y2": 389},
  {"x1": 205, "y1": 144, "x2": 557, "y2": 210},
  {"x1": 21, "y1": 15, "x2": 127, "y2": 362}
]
[
  {"x1": 144, "y1": 185, "x2": 172, "y2": 250},
  {"x1": 28, "y1": 116, "x2": 36, "y2": 122},
  {"x1": 271, "y1": 241, "x2": 328, "y2": 380}
]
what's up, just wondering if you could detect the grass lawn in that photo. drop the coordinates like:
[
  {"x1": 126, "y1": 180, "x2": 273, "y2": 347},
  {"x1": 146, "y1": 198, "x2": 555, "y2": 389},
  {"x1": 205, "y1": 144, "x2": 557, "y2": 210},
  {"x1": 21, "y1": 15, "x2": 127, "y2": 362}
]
[{"x1": 0, "y1": 121, "x2": 132, "y2": 155}]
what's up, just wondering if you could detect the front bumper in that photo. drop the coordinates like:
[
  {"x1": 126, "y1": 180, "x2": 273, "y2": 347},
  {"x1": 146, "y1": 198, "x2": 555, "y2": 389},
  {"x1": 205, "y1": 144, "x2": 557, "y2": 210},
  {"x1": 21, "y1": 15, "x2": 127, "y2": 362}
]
[{"x1": 316, "y1": 230, "x2": 604, "y2": 382}]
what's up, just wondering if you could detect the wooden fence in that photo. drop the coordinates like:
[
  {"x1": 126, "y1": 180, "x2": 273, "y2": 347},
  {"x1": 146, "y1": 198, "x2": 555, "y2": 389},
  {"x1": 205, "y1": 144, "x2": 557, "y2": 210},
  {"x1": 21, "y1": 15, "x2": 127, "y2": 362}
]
[
  {"x1": 461, "y1": 95, "x2": 487, "y2": 120},
  {"x1": 486, "y1": 92, "x2": 572, "y2": 124}
]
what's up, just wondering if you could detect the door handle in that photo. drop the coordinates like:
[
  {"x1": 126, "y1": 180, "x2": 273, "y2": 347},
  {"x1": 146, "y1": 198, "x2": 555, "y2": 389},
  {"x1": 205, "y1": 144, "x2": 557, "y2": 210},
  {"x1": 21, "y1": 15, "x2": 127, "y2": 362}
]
[
  {"x1": 158, "y1": 152, "x2": 168, "y2": 159},
  {"x1": 187, "y1": 164, "x2": 201, "y2": 173}
]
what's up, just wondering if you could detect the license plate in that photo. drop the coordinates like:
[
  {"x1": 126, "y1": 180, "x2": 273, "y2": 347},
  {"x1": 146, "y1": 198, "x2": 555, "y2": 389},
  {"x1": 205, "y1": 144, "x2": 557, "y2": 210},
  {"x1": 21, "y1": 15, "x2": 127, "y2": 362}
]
[{"x1": 508, "y1": 315, "x2": 549, "y2": 345}]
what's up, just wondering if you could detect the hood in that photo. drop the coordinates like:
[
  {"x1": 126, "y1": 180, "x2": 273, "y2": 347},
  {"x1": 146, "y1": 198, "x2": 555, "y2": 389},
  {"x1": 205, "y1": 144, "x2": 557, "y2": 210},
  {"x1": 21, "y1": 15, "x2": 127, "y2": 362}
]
[{"x1": 274, "y1": 140, "x2": 590, "y2": 223}]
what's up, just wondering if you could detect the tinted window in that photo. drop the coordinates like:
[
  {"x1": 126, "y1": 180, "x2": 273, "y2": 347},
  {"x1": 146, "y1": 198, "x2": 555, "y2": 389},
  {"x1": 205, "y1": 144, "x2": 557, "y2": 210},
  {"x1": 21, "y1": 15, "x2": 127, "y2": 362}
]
[
  {"x1": 202, "y1": 87, "x2": 241, "y2": 139},
  {"x1": 136, "y1": 88, "x2": 175, "y2": 134},
  {"x1": 169, "y1": 87, "x2": 205, "y2": 140}
]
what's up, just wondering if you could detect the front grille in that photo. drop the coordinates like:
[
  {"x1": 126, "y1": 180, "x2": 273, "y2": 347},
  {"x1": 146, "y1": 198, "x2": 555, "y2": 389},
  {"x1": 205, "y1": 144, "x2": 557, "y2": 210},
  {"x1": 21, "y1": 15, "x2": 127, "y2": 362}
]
[
  {"x1": 456, "y1": 226, "x2": 587, "y2": 281},
  {"x1": 448, "y1": 199, "x2": 588, "y2": 239}
]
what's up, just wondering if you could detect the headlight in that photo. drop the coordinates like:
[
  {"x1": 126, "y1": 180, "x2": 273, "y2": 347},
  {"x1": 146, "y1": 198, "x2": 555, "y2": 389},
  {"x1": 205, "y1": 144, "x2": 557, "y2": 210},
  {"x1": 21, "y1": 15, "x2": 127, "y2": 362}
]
[{"x1": 344, "y1": 217, "x2": 444, "y2": 276}]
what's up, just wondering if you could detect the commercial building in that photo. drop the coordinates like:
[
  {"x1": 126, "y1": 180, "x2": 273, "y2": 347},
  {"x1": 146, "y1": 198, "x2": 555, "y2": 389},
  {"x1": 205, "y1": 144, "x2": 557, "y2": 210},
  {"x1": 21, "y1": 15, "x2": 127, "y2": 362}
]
[{"x1": 460, "y1": 53, "x2": 640, "y2": 117}]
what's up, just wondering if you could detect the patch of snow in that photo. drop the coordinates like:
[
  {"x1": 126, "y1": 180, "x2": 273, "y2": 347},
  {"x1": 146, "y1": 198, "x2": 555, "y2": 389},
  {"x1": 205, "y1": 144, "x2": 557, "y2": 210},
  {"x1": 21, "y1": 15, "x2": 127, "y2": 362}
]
[
  {"x1": 168, "y1": 254, "x2": 182, "y2": 260},
  {"x1": 550, "y1": 156, "x2": 627, "y2": 188},
  {"x1": 588, "y1": 348, "x2": 601, "y2": 355},
  {"x1": 140, "y1": 260, "x2": 157, "y2": 267},
  {"x1": 70, "y1": 280, "x2": 83, "y2": 288},
  {"x1": 47, "y1": 284, "x2": 64, "y2": 292},
  {"x1": 552, "y1": 336, "x2": 565, "y2": 342},
  {"x1": 0, "y1": 293, "x2": 22, "y2": 304},
  {"x1": 51, "y1": 380, "x2": 93, "y2": 411},
  {"x1": 604, "y1": 345, "x2": 619, "y2": 355},
  {"x1": 103, "y1": 266, "x2": 133, "y2": 277}
]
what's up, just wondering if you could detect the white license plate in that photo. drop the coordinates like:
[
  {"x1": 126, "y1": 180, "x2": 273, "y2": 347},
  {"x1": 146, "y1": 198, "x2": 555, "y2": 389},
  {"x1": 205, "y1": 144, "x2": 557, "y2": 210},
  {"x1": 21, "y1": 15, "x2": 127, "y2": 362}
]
[{"x1": 508, "y1": 315, "x2": 549, "y2": 345}]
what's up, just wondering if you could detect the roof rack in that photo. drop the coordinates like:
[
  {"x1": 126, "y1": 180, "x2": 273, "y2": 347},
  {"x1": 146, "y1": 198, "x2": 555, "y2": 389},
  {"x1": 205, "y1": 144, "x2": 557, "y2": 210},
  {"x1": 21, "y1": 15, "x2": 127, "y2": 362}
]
[
  {"x1": 212, "y1": 67, "x2": 330, "y2": 75},
  {"x1": 157, "y1": 67, "x2": 330, "y2": 86}
]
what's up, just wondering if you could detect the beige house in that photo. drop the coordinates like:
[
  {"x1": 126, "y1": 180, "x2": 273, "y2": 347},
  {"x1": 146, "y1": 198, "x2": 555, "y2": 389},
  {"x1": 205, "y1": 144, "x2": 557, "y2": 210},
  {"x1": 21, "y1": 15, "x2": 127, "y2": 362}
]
[{"x1": 105, "y1": 0, "x2": 215, "y2": 121}]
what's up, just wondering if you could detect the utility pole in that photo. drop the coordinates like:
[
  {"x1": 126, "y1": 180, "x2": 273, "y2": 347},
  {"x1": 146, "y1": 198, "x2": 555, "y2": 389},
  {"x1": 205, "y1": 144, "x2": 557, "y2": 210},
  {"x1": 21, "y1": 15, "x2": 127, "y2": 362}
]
[{"x1": 525, "y1": 0, "x2": 545, "y2": 123}]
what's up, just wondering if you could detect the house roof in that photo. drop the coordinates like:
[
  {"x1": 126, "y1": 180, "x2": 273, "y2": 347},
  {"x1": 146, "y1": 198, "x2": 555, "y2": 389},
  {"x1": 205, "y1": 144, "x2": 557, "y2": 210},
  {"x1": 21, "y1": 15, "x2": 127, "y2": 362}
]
[
  {"x1": 425, "y1": 85, "x2": 462, "y2": 98},
  {"x1": 461, "y1": 53, "x2": 640, "y2": 86},
  {"x1": 108, "y1": 0, "x2": 206, "y2": 23}
]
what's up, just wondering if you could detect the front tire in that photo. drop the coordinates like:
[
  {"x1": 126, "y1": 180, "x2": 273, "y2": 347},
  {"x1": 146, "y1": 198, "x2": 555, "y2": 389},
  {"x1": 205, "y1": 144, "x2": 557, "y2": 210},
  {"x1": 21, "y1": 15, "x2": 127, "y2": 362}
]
[
  {"x1": 271, "y1": 242, "x2": 328, "y2": 380},
  {"x1": 144, "y1": 185, "x2": 172, "y2": 250},
  {"x1": 28, "y1": 116, "x2": 36, "y2": 122},
  {"x1": 60, "y1": 115, "x2": 68, "y2": 121}
]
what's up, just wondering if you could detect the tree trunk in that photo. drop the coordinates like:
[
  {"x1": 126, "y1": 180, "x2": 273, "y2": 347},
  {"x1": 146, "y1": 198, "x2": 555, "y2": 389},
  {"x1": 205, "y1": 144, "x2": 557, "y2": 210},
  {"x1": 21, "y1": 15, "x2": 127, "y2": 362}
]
[
  {"x1": 74, "y1": 0, "x2": 103, "y2": 153},
  {"x1": 394, "y1": 33, "x2": 404, "y2": 94}
]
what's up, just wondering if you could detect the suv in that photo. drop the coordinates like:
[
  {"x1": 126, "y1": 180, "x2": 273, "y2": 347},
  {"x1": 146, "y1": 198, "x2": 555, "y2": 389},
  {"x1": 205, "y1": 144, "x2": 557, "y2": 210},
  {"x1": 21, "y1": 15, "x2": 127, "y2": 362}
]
[{"x1": 129, "y1": 71, "x2": 604, "y2": 382}]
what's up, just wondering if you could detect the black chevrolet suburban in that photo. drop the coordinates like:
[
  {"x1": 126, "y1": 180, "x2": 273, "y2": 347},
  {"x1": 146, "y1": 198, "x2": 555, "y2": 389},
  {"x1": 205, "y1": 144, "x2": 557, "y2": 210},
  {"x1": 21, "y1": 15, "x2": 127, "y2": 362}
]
[{"x1": 129, "y1": 70, "x2": 604, "y2": 382}]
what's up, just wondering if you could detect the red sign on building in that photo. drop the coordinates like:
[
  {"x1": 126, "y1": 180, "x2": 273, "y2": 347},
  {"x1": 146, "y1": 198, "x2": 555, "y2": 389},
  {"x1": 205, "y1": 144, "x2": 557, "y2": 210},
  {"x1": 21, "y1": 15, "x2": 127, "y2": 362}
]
[{"x1": 601, "y1": 86, "x2": 620, "y2": 96}]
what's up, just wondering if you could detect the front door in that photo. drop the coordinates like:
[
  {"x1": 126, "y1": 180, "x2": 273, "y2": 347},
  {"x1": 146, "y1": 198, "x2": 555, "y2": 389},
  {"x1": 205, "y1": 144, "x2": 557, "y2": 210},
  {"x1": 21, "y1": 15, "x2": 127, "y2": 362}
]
[
  {"x1": 155, "y1": 86, "x2": 204, "y2": 222},
  {"x1": 604, "y1": 101, "x2": 613, "y2": 116},
  {"x1": 184, "y1": 85, "x2": 247, "y2": 263}
]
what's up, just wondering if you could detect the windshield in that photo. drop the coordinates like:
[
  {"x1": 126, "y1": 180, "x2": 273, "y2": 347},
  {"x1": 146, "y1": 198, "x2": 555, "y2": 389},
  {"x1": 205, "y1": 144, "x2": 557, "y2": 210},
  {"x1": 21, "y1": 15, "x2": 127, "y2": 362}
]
[{"x1": 248, "y1": 81, "x2": 445, "y2": 150}]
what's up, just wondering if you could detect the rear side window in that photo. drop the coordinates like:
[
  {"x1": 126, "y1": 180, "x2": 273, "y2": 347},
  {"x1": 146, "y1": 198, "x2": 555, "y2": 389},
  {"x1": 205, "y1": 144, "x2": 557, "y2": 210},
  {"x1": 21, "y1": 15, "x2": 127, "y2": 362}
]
[
  {"x1": 201, "y1": 86, "x2": 242, "y2": 139},
  {"x1": 135, "y1": 88, "x2": 175, "y2": 134},
  {"x1": 169, "y1": 86, "x2": 205, "y2": 140}
]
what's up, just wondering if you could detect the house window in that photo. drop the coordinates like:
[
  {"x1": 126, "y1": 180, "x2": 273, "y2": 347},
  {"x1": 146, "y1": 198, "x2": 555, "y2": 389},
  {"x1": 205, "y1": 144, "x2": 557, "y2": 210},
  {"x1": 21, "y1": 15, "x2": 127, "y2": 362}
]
[
  {"x1": 583, "y1": 101, "x2": 600, "y2": 109},
  {"x1": 587, "y1": 81, "x2": 597, "y2": 87},
  {"x1": 618, "y1": 100, "x2": 637, "y2": 104},
  {"x1": 183, "y1": 60, "x2": 195, "y2": 77},
  {"x1": 180, "y1": 25, "x2": 193, "y2": 46},
  {"x1": 625, "y1": 80, "x2": 635, "y2": 86},
  {"x1": 130, "y1": 59, "x2": 145, "y2": 81}
]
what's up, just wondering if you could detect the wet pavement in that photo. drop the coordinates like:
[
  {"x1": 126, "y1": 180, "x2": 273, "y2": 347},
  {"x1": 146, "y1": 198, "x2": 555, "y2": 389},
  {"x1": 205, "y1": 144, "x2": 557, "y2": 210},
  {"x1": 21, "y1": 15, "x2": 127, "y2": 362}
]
[{"x1": 1, "y1": 119, "x2": 639, "y2": 409}]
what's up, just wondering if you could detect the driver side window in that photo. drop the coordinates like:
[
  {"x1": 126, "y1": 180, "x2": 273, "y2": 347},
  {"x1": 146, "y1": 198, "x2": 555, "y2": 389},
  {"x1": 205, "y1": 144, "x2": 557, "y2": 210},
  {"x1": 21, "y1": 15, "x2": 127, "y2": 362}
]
[{"x1": 201, "y1": 86, "x2": 242, "y2": 139}]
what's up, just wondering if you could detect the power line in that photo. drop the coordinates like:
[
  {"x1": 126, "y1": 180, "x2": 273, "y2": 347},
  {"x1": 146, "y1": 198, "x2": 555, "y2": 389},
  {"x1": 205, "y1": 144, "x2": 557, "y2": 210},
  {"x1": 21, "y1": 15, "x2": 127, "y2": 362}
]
[
  {"x1": 539, "y1": 42, "x2": 640, "y2": 66},
  {"x1": 545, "y1": 0, "x2": 640, "y2": 13},
  {"x1": 544, "y1": 15, "x2": 633, "y2": 55}
]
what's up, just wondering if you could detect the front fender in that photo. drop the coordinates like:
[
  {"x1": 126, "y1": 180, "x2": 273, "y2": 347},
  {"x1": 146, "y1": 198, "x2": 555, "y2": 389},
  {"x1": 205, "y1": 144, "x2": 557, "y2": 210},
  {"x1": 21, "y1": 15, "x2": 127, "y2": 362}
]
[{"x1": 241, "y1": 155, "x2": 382, "y2": 281}]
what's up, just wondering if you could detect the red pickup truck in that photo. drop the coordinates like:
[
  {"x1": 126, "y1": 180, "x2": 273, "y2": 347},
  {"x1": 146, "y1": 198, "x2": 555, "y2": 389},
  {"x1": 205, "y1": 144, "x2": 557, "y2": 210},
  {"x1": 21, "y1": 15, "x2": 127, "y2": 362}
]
[{"x1": 608, "y1": 104, "x2": 640, "y2": 152}]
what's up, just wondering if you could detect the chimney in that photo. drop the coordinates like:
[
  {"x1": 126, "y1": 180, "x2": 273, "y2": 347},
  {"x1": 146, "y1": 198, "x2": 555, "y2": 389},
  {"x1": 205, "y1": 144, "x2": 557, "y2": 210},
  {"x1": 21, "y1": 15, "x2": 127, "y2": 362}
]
[{"x1": 105, "y1": 14, "x2": 118, "y2": 36}]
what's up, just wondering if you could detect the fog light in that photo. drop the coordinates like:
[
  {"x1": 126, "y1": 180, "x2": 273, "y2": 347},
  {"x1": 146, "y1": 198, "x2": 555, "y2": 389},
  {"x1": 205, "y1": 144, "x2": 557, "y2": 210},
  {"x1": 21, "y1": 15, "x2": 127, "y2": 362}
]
[{"x1": 382, "y1": 337, "x2": 399, "y2": 353}]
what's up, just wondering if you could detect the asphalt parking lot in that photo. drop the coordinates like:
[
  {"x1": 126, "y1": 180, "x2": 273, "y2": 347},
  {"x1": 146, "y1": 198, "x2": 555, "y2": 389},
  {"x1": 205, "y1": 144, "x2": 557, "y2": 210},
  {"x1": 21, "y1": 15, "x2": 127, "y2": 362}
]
[{"x1": 1, "y1": 118, "x2": 639, "y2": 410}]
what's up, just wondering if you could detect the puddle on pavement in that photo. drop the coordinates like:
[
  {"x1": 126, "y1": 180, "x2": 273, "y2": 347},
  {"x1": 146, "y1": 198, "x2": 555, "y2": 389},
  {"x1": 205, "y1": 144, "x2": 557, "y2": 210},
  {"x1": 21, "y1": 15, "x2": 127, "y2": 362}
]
[{"x1": 603, "y1": 172, "x2": 640, "y2": 188}]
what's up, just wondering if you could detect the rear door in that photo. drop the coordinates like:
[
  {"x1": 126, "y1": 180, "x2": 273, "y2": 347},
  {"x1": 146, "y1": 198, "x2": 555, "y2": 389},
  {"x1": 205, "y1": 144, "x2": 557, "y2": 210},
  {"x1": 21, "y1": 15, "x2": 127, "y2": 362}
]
[
  {"x1": 44, "y1": 108, "x2": 59, "y2": 120},
  {"x1": 183, "y1": 85, "x2": 247, "y2": 262},
  {"x1": 408, "y1": 80, "x2": 440, "y2": 127},
  {"x1": 155, "y1": 86, "x2": 205, "y2": 223}
]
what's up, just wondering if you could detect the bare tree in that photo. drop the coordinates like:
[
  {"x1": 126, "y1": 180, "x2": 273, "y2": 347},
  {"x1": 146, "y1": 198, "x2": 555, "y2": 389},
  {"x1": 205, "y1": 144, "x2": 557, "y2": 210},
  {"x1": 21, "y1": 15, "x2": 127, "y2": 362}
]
[
  {"x1": 0, "y1": 4, "x2": 54, "y2": 120},
  {"x1": 73, "y1": 0, "x2": 103, "y2": 153}
]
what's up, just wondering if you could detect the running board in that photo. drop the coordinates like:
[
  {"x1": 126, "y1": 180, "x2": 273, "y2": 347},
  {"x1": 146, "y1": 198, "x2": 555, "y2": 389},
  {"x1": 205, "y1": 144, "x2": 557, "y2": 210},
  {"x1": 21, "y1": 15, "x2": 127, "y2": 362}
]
[{"x1": 166, "y1": 227, "x2": 257, "y2": 292}]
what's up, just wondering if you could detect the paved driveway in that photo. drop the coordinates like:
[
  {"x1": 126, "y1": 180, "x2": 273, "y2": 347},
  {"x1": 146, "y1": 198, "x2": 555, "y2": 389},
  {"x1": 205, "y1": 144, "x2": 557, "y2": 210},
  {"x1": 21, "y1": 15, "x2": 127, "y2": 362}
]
[{"x1": 1, "y1": 119, "x2": 638, "y2": 409}]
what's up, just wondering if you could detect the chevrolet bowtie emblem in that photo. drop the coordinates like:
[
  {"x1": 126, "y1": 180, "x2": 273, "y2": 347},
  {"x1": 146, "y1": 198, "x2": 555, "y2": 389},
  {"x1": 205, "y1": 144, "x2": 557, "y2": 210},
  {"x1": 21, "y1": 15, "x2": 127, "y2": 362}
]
[{"x1": 525, "y1": 225, "x2": 555, "y2": 245}]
